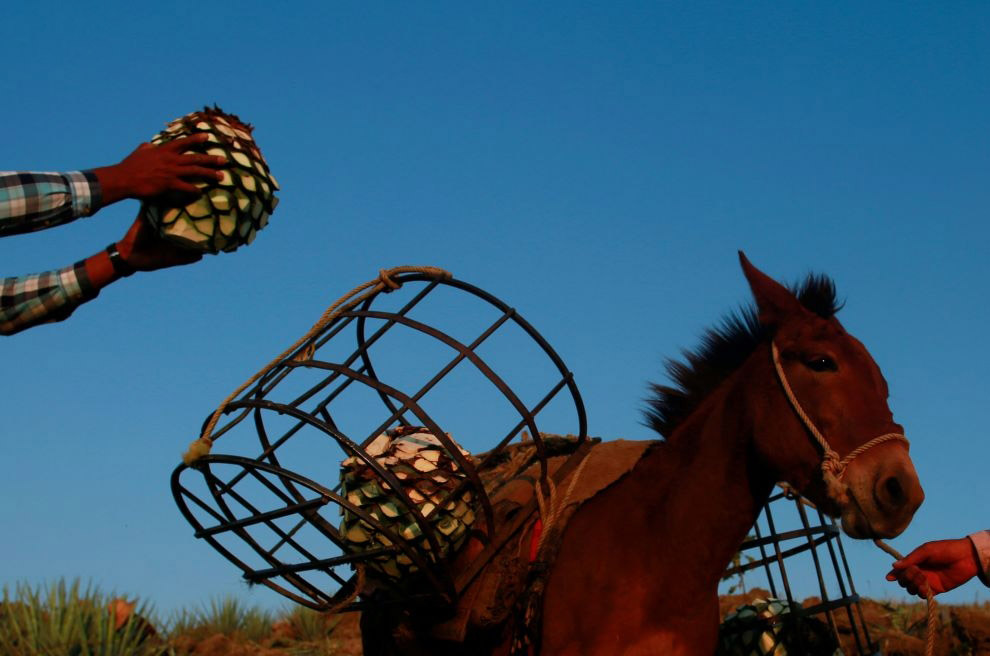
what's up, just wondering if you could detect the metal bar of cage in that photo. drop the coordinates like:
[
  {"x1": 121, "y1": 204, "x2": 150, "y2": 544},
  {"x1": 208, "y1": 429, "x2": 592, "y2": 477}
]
[
  {"x1": 218, "y1": 393, "x2": 458, "y2": 586},
  {"x1": 172, "y1": 271, "x2": 588, "y2": 612},
  {"x1": 721, "y1": 488, "x2": 880, "y2": 655}
]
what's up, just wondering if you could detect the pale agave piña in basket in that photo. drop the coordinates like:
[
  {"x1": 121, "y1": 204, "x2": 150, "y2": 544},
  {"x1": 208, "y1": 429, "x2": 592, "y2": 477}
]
[
  {"x1": 144, "y1": 106, "x2": 280, "y2": 253},
  {"x1": 718, "y1": 598, "x2": 840, "y2": 656},
  {"x1": 339, "y1": 425, "x2": 478, "y2": 580}
]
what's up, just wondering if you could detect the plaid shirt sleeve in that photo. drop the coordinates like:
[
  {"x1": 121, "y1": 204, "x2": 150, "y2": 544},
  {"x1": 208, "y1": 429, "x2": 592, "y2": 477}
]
[
  {"x1": 0, "y1": 170, "x2": 103, "y2": 236},
  {"x1": 969, "y1": 530, "x2": 990, "y2": 586},
  {"x1": 0, "y1": 171, "x2": 105, "y2": 335},
  {"x1": 0, "y1": 261, "x2": 100, "y2": 335}
]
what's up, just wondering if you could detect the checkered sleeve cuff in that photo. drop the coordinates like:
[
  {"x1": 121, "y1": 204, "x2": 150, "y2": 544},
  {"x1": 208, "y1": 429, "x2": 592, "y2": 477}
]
[
  {"x1": 62, "y1": 259, "x2": 99, "y2": 303},
  {"x1": 0, "y1": 261, "x2": 99, "y2": 335},
  {"x1": 70, "y1": 170, "x2": 102, "y2": 217},
  {"x1": 968, "y1": 530, "x2": 990, "y2": 586}
]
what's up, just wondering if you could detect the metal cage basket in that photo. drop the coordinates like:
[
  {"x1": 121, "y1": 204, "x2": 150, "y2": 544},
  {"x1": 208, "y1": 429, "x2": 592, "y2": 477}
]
[
  {"x1": 171, "y1": 269, "x2": 587, "y2": 612},
  {"x1": 718, "y1": 486, "x2": 880, "y2": 655}
]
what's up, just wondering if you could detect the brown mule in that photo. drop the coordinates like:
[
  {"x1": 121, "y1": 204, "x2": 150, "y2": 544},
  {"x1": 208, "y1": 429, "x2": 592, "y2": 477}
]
[{"x1": 363, "y1": 253, "x2": 924, "y2": 655}]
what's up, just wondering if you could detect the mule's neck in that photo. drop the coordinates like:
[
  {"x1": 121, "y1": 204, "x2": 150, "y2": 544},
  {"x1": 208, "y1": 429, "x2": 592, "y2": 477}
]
[
  {"x1": 541, "y1": 354, "x2": 781, "y2": 654},
  {"x1": 641, "y1": 359, "x2": 777, "y2": 595}
]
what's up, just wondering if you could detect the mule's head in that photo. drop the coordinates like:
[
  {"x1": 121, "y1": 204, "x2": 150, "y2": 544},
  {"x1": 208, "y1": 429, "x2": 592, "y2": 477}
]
[{"x1": 740, "y1": 253, "x2": 923, "y2": 539}]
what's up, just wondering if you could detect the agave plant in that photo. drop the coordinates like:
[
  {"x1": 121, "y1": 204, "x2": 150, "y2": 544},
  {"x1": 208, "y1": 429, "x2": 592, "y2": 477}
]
[
  {"x1": 145, "y1": 106, "x2": 280, "y2": 254},
  {"x1": 168, "y1": 596, "x2": 274, "y2": 643},
  {"x1": 0, "y1": 579, "x2": 161, "y2": 656}
]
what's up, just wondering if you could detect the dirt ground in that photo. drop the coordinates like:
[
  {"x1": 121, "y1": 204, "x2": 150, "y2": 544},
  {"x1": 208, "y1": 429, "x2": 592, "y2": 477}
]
[{"x1": 164, "y1": 593, "x2": 990, "y2": 655}]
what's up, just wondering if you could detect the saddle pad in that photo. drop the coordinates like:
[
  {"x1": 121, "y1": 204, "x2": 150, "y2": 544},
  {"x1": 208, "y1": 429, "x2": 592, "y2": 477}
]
[{"x1": 430, "y1": 438, "x2": 657, "y2": 641}]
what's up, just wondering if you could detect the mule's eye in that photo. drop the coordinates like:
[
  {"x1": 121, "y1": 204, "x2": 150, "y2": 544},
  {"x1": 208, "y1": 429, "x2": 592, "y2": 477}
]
[{"x1": 805, "y1": 356, "x2": 838, "y2": 372}]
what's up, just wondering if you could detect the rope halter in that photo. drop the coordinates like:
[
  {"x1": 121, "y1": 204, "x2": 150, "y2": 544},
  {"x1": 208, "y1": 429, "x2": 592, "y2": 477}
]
[
  {"x1": 771, "y1": 341, "x2": 936, "y2": 655},
  {"x1": 770, "y1": 341, "x2": 910, "y2": 507}
]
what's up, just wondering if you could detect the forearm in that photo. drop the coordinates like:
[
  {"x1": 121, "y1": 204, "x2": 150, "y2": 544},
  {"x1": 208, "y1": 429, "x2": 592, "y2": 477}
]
[
  {"x1": 91, "y1": 164, "x2": 140, "y2": 207},
  {"x1": 0, "y1": 171, "x2": 103, "y2": 237}
]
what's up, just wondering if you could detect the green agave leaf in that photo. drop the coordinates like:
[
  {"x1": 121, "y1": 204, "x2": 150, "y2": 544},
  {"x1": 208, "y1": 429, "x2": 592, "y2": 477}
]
[
  {"x1": 379, "y1": 502, "x2": 401, "y2": 518},
  {"x1": 399, "y1": 523, "x2": 422, "y2": 540},
  {"x1": 218, "y1": 214, "x2": 236, "y2": 237},
  {"x1": 435, "y1": 517, "x2": 459, "y2": 536},
  {"x1": 186, "y1": 198, "x2": 212, "y2": 219},
  {"x1": 162, "y1": 208, "x2": 181, "y2": 226},
  {"x1": 234, "y1": 190, "x2": 250, "y2": 212},
  {"x1": 193, "y1": 218, "x2": 215, "y2": 236},
  {"x1": 344, "y1": 524, "x2": 371, "y2": 544},
  {"x1": 208, "y1": 189, "x2": 232, "y2": 211},
  {"x1": 166, "y1": 219, "x2": 205, "y2": 244}
]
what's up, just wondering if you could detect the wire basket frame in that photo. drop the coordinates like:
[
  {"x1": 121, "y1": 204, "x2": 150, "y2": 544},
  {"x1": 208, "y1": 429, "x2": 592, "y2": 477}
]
[
  {"x1": 171, "y1": 272, "x2": 587, "y2": 611},
  {"x1": 720, "y1": 487, "x2": 880, "y2": 655}
]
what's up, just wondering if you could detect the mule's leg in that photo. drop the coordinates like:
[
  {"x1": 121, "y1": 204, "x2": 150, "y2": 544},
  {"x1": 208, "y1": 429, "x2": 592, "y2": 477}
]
[
  {"x1": 360, "y1": 607, "x2": 397, "y2": 656},
  {"x1": 360, "y1": 606, "x2": 469, "y2": 656}
]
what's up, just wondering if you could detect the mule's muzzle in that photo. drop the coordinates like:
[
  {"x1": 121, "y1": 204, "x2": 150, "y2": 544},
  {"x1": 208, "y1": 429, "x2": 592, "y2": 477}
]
[
  {"x1": 872, "y1": 462, "x2": 924, "y2": 533},
  {"x1": 843, "y1": 456, "x2": 924, "y2": 539}
]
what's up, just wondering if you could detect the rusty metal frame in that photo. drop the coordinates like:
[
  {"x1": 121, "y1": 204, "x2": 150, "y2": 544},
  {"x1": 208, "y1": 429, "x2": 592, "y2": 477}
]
[
  {"x1": 720, "y1": 487, "x2": 880, "y2": 655},
  {"x1": 171, "y1": 272, "x2": 587, "y2": 611}
]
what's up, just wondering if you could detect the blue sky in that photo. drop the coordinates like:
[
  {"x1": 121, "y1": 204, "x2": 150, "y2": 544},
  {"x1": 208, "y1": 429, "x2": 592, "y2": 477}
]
[{"x1": 2, "y1": 2, "x2": 989, "y2": 614}]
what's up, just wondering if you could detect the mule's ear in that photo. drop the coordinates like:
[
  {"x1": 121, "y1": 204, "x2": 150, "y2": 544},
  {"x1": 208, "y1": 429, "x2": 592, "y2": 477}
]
[{"x1": 738, "y1": 251, "x2": 805, "y2": 326}]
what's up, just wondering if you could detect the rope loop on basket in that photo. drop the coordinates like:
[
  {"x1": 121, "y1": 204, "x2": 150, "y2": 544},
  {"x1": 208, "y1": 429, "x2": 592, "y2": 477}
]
[
  {"x1": 182, "y1": 265, "x2": 453, "y2": 465},
  {"x1": 378, "y1": 268, "x2": 401, "y2": 292}
]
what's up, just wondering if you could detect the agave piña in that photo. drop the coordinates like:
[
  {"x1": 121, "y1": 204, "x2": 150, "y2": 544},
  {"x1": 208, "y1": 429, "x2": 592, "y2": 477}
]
[
  {"x1": 144, "y1": 106, "x2": 279, "y2": 253},
  {"x1": 339, "y1": 426, "x2": 477, "y2": 580}
]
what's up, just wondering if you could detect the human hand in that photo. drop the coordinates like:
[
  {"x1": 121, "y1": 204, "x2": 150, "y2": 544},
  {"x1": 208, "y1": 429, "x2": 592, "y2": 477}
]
[
  {"x1": 116, "y1": 211, "x2": 202, "y2": 272},
  {"x1": 94, "y1": 134, "x2": 225, "y2": 206},
  {"x1": 885, "y1": 537, "x2": 981, "y2": 599}
]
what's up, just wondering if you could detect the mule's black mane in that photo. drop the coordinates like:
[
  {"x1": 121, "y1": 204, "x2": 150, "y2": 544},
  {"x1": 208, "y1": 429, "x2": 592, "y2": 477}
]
[{"x1": 645, "y1": 274, "x2": 841, "y2": 438}]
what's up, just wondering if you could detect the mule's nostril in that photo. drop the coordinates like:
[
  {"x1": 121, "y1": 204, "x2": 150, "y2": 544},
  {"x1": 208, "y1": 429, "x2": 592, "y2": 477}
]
[{"x1": 882, "y1": 476, "x2": 905, "y2": 507}]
